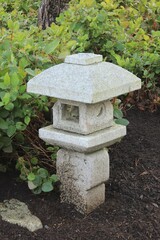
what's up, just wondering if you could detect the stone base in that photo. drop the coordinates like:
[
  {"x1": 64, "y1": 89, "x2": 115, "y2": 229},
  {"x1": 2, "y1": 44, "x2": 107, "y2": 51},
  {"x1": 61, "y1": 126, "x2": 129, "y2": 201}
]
[
  {"x1": 57, "y1": 148, "x2": 109, "y2": 214},
  {"x1": 61, "y1": 183, "x2": 105, "y2": 214}
]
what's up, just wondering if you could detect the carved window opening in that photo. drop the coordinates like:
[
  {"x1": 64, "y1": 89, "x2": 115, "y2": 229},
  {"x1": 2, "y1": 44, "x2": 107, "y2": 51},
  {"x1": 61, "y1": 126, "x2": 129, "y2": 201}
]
[{"x1": 61, "y1": 104, "x2": 79, "y2": 123}]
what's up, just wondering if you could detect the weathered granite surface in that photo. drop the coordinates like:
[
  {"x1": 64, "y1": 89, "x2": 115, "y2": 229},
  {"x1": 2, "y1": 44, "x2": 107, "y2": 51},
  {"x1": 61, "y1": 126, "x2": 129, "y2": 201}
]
[
  {"x1": 53, "y1": 99, "x2": 113, "y2": 134},
  {"x1": 0, "y1": 199, "x2": 43, "y2": 232},
  {"x1": 64, "y1": 53, "x2": 103, "y2": 65},
  {"x1": 57, "y1": 148, "x2": 109, "y2": 191},
  {"x1": 57, "y1": 148, "x2": 107, "y2": 214},
  {"x1": 39, "y1": 124, "x2": 126, "y2": 153},
  {"x1": 27, "y1": 54, "x2": 141, "y2": 103}
]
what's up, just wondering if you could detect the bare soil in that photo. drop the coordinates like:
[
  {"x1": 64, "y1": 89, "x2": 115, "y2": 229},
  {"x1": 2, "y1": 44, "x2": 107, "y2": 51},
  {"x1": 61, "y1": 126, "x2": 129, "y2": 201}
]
[{"x1": 0, "y1": 107, "x2": 160, "y2": 240}]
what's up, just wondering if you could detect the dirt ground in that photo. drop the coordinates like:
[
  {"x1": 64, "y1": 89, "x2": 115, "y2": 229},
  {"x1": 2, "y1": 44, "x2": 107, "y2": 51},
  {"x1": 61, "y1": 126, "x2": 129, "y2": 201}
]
[{"x1": 0, "y1": 107, "x2": 160, "y2": 240}]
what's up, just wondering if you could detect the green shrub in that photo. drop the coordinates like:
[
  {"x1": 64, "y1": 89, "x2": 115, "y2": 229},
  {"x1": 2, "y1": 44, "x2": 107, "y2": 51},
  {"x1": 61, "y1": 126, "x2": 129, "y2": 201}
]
[
  {"x1": 0, "y1": 0, "x2": 76, "y2": 192},
  {"x1": 1, "y1": 0, "x2": 40, "y2": 27},
  {"x1": 56, "y1": 0, "x2": 160, "y2": 92},
  {"x1": 0, "y1": 19, "x2": 48, "y2": 152},
  {"x1": 0, "y1": 1, "x2": 76, "y2": 153}
]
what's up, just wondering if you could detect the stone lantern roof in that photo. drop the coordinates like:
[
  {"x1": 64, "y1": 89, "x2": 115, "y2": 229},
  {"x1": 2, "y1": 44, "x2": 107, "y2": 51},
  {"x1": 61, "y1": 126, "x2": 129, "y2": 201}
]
[{"x1": 27, "y1": 53, "x2": 141, "y2": 103}]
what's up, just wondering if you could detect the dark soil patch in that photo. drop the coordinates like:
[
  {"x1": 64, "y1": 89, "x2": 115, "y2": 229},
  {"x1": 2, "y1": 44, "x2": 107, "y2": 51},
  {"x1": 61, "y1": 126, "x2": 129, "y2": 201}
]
[{"x1": 0, "y1": 107, "x2": 160, "y2": 240}]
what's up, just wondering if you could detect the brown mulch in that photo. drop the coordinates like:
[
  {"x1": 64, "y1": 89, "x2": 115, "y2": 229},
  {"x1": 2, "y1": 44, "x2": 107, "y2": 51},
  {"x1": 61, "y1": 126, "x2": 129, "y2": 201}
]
[{"x1": 0, "y1": 107, "x2": 160, "y2": 240}]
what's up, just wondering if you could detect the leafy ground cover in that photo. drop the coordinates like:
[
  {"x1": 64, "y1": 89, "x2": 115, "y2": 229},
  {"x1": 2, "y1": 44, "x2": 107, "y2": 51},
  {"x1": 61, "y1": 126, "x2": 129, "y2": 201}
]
[{"x1": 0, "y1": 107, "x2": 160, "y2": 239}]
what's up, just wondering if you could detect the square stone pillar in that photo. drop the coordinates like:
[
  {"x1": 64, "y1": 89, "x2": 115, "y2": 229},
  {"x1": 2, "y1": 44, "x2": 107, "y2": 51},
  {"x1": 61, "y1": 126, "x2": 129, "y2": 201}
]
[{"x1": 57, "y1": 149, "x2": 109, "y2": 214}]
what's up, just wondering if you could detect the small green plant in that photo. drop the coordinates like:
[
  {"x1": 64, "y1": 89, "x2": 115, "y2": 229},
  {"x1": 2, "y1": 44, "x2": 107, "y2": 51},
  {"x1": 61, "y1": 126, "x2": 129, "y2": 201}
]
[
  {"x1": 113, "y1": 98, "x2": 129, "y2": 126},
  {"x1": 16, "y1": 156, "x2": 58, "y2": 194},
  {"x1": 28, "y1": 169, "x2": 58, "y2": 194}
]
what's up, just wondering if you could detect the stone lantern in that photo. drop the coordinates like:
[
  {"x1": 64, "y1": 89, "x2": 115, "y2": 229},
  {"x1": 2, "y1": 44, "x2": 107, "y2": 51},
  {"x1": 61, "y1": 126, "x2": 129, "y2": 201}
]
[{"x1": 27, "y1": 53, "x2": 141, "y2": 214}]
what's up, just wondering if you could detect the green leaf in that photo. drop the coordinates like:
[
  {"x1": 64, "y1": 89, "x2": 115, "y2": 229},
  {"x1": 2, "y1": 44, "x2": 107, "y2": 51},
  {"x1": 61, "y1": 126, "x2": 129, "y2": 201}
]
[
  {"x1": 32, "y1": 187, "x2": 42, "y2": 195},
  {"x1": 10, "y1": 91, "x2": 18, "y2": 101},
  {"x1": 45, "y1": 39, "x2": 60, "y2": 54},
  {"x1": 11, "y1": 53, "x2": 16, "y2": 64},
  {"x1": 72, "y1": 22, "x2": 82, "y2": 32},
  {"x1": 2, "y1": 93, "x2": 10, "y2": 105},
  {"x1": 19, "y1": 85, "x2": 26, "y2": 94},
  {"x1": 20, "y1": 173, "x2": 27, "y2": 181},
  {"x1": 115, "y1": 118, "x2": 129, "y2": 126},
  {"x1": 46, "y1": 146, "x2": 55, "y2": 151},
  {"x1": 13, "y1": 21, "x2": 19, "y2": 31},
  {"x1": 11, "y1": 72, "x2": 19, "y2": 86},
  {"x1": 113, "y1": 109, "x2": 123, "y2": 119},
  {"x1": 28, "y1": 181, "x2": 37, "y2": 190},
  {"x1": 31, "y1": 157, "x2": 38, "y2": 165},
  {"x1": 24, "y1": 116, "x2": 30, "y2": 125},
  {"x1": 0, "y1": 109, "x2": 9, "y2": 118},
  {"x1": 50, "y1": 174, "x2": 58, "y2": 182},
  {"x1": 37, "y1": 168, "x2": 48, "y2": 178},
  {"x1": 51, "y1": 153, "x2": 57, "y2": 160},
  {"x1": 97, "y1": 13, "x2": 105, "y2": 22},
  {"x1": 19, "y1": 57, "x2": 30, "y2": 68},
  {"x1": 16, "y1": 122, "x2": 26, "y2": 131},
  {"x1": 0, "y1": 118, "x2": 8, "y2": 129},
  {"x1": 4, "y1": 73, "x2": 11, "y2": 86},
  {"x1": 19, "y1": 93, "x2": 32, "y2": 100},
  {"x1": 4, "y1": 102, "x2": 14, "y2": 111},
  {"x1": 0, "y1": 83, "x2": 7, "y2": 90},
  {"x1": 3, "y1": 144, "x2": 13, "y2": 153},
  {"x1": 15, "y1": 133, "x2": 25, "y2": 143},
  {"x1": 115, "y1": 42, "x2": 125, "y2": 51},
  {"x1": 7, "y1": 125, "x2": 16, "y2": 137},
  {"x1": 0, "y1": 137, "x2": 12, "y2": 147},
  {"x1": 25, "y1": 68, "x2": 35, "y2": 77},
  {"x1": 0, "y1": 102, "x2": 4, "y2": 107},
  {"x1": 33, "y1": 175, "x2": 42, "y2": 187},
  {"x1": 42, "y1": 181, "x2": 53, "y2": 192},
  {"x1": 147, "y1": 82, "x2": 152, "y2": 88},
  {"x1": 7, "y1": 19, "x2": 14, "y2": 30},
  {"x1": 27, "y1": 172, "x2": 36, "y2": 181}
]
